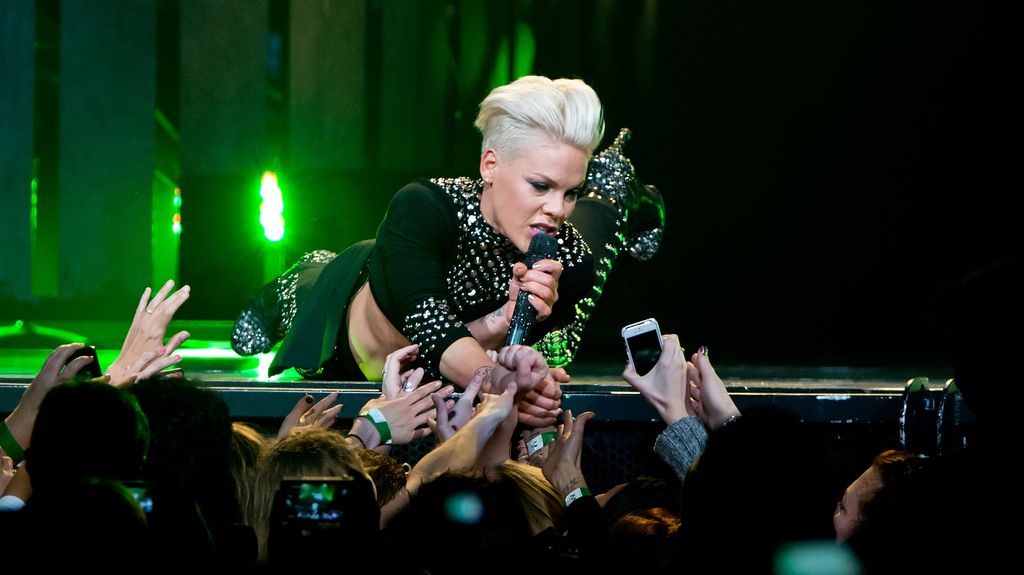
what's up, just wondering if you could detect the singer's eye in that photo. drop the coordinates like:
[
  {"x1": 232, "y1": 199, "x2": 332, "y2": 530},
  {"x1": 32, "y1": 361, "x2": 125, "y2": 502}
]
[{"x1": 531, "y1": 182, "x2": 550, "y2": 192}]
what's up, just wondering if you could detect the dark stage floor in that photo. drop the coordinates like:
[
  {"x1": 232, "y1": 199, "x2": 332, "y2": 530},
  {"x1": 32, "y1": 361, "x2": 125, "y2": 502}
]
[
  {"x1": 1, "y1": 318, "x2": 955, "y2": 424},
  {"x1": 3, "y1": 318, "x2": 972, "y2": 490}
]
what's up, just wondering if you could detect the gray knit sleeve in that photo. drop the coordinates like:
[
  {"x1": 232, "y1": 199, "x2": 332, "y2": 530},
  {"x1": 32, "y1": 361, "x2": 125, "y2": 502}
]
[{"x1": 654, "y1": 416, "x2": 709, "y2": 480}]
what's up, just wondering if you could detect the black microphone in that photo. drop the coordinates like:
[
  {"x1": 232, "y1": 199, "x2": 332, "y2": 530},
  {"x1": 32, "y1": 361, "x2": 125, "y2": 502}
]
[{"x1": 506, "y1": 232, "x2": 559, "y2": 346}]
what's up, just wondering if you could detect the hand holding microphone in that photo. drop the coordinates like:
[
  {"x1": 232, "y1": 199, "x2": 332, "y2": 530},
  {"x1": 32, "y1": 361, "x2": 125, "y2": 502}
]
[{"x1": 506, "y1": 232, "x2": 562, "y2": 346}]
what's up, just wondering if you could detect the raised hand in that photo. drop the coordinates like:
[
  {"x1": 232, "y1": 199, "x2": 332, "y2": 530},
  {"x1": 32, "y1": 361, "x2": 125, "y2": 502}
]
[
  {"x1": 351, "y1": 381, "x2": 454, "y2": 449},
  {"x1": 688, "y1": 347, "x2": 741, "y2": 429},
  {"x1": 428, "y1": 372, "x2": 484, "y2": 443},
  {"x1": 541, "y1": 409, "x2": 596, "y2": 499},
  {"x1": 277, "y1": 392, "x2": 343, "y2": 438},
  {"x1": 107, "y1": 280, "x2": 191, "y2": 387},
  {"x1": 621, "y1": 334, "x2": 695, "y2": 425},
  {"x1": 489, "y1": 345, "x2": 559, "y2": 427},
  {"x1": 2, "y1": 343, "x2": 111, "y2": 461},
  {"x1": 381, "y1": 343, "x2": 427, "y2": 398}
]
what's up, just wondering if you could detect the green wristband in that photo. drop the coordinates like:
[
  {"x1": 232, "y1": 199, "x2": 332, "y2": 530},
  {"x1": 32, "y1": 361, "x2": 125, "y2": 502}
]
[
  {"x1": 564, "y1": 486, "x2": 592, "y2": 507},
  {"x1": 359, "y1": 408, "x2": 393, "y2": 445},
  {"x1": 0, "y1": 420, "x2": 26, "y2": 465},
  {"x1": 526, "y1": 431, "x2": 557, "y2": 457}
]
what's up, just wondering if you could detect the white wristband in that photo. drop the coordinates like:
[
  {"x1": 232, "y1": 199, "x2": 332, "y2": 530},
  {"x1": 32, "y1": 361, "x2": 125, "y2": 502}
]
[
  {"x1": 526, "y1": 431, "x2": 557, "y2": 457},
  {"x1": 564, "y1": 486, "x2": 591, "y2": 507}
]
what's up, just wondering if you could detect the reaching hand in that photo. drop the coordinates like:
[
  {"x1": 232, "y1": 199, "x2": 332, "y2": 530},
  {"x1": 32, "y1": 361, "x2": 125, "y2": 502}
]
[
  {"x1": 353, "y1": 381, "x2": 454, "y2": 448},
  {"x1": 472, "y1": 381, "x2": 518, "y2": 429},
  {"x1": 688, "y1": 347, "x2": 741, "y2": 430},
  {"x1": 541, "y1": 409, "x2": 596, "y2": 498},
  {"x1": 381, "y1": 344, "x2": 427, "y2": 399},
  {"x1": 489, "y1": 345, "x2": 558, "y2": 427},
  {"x1": 2, "y1": 343, "x2": 107, "y2": 457},
  {"x1": 621, "y1": 334, "x2": 695, "y2": 425},
  {"x1": 277, "y1": 392, "x2": 343, "y2": 438},
  {"x1": 107, "y1": 280, "x2": 191, "y2": 387},
  {"x1": 428, "y1": 372, "x2": 484, "y2": 443}
]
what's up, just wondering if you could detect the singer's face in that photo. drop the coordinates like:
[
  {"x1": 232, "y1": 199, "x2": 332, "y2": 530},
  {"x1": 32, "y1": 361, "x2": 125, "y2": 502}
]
[{"x1": 479, "y1": 134, "x2": 587, "y2": 253}]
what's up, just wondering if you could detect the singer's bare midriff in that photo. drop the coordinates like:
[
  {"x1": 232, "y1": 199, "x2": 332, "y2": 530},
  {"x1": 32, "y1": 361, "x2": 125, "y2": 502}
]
[{"x1": 347, "y1": 281, "x2": 410, "y2": 381}]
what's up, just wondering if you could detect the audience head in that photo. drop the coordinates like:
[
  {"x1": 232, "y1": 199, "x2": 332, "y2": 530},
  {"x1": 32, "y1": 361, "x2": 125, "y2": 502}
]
[
  {"x1": 230, "y1": 421, "x2": 270, "y2": 528},
  {"x1": 26, "y1": 377, "x2": 149, "y2": 497},
  {"x1": 130, "y1": 377, "x2": 238, "y2": 525},
  {"x1": 253, "y1": 426, "x2": 376, "y2": 560},
  {"x1": 675, "y1": 407, "x2": 837, "y2": 573},
  {"x1": 389, "y1": 470, "x2": 534, "y2": 573},
  {"x1": 488, "y1": 461, "x2": 566, "y2": 536},
  {"x1": 834, "y1": 449, "x2": 922, "y2": 542},
  {"x1": 21, "y1": 477, "x2": 151, "y2": 569}
]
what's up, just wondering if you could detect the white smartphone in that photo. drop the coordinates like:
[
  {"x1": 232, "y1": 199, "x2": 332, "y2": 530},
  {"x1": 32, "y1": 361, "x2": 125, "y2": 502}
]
[{"x1": 622, "y1": 318, "x2": 663, "y2": 376}]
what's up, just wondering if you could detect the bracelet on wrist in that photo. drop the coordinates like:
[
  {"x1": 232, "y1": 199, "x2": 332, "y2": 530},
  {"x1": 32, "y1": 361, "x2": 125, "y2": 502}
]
[
  {"x1": 346, "y1": 433, "x2": 367, "y2": 449},
  {"x1": 358, "y1": 408, "x2": 393, "y2": 445},
  {"x1": 719, "y1": 414, "x2": 741, "y2": 429}
]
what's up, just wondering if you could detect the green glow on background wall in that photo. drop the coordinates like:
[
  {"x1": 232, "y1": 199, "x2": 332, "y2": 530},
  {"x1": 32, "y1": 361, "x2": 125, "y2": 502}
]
[
  {"x1": 30, "y1": 159, "x2": 38, "y2": 248},
  {"x1": 152, "y1": 169, "x2": 180, "y2": 294},
  {"x1": 488, "y1": 22, "x2": 536, "y2": 89},
  {"x1": 259, "y1": 171, "x2": 285, "y2": 242}
]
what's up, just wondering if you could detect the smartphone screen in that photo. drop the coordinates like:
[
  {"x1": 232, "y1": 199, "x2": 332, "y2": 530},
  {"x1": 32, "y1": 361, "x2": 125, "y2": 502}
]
[
  {"x1": 623, "y1": 318, "x2": 663, "y2": 377},
  {"x1": 275, "y1": 478, "x2": 377, "y2": 528},
  {"x1": 285, "y1": 481, "x2": 343, "y2": 521},
  {"x1": 269, "y1": 477, "x2": 379, "y2": 554}
]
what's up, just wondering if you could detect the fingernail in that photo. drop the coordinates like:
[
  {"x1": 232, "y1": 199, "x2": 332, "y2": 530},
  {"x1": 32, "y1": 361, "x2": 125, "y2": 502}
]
[
  {"x1": 158, "y1": 346, "x2": 167, "y2": 354},
  {"x1": 699, "y1": 345, "x2": 708, "y2": 357},
  {"x1": 304, "y1": 395, "x2": 313, "y2": 404},
  {"x1": 173, "y1": 355, "x2": 181, "y2": 361}
]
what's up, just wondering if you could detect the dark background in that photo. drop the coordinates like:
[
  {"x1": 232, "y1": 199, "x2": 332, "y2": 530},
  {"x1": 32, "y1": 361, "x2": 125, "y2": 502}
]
[{"x1": 1, "y1": 0, "x2": 1017, "y2": 371}]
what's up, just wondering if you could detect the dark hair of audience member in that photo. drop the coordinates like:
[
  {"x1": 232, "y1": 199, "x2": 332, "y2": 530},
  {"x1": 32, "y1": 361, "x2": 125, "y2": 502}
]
[
  {"x1": 25, "y1": 377, "x2": 149, "y2": 498},
  {"x1": 385, "y1": 470, "x2": 534, "y2": 574},
  {"x1": 354, "y1": 447, "x2": 408, "y2": 506},
  {"x1": 844, "y1": 450, "x2": 932, "y2": 574},
  {"x1": 130, "y1": 376, "x2": 239, "y2": 525},
  {"x1": 672, "y1": 407, "x2": 837, "y2": 574},
  {"x1": 20, "y1": 477, "x2": 152, "y2": 569}
]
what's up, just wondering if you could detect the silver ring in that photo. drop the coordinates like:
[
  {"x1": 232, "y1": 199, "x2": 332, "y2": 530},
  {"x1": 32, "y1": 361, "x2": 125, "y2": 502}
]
[
  {"x1": 145, "y1": 308, "x2": 153, "y2": 314},
  {"x1": 381, "y1": 368, "x2": 387, "y2": 378},
  {"x1": 403, "y1": 378, "x2": 415, "y2": 392}
]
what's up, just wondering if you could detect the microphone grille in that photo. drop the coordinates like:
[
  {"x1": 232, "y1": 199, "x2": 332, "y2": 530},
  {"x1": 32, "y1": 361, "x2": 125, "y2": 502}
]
[{"x1": 525, "y1": 232, "x2": 558, "y2": 267}]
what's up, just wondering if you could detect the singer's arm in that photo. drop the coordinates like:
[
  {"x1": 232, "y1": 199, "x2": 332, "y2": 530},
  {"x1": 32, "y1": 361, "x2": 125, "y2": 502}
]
[
  {"x1": 464, "y1": 306, "x2": 511, "y2": 350},
  {"x1": 439, "y1": 337, "x2": 499, "y2": 390}
]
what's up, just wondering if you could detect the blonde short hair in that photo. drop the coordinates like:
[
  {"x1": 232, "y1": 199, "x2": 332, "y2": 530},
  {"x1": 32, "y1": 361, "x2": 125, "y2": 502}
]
[{"x1": 475, "y1": 75, "x2": 605, "y2": 161}]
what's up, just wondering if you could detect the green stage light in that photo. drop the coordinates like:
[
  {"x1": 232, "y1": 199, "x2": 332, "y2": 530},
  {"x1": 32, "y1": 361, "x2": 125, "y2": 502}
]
[
  {"x1": 172, "y1": 187, "x2": 182, "y2": 234},
  {"x1": 260, "y1": 171, "x2": 285, "y2": 242}
]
